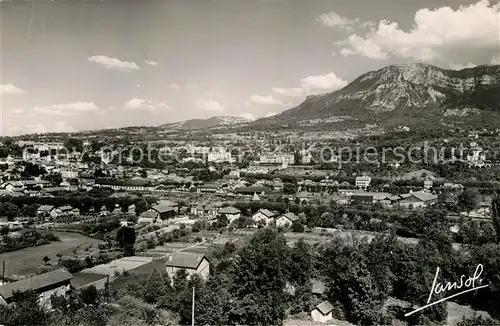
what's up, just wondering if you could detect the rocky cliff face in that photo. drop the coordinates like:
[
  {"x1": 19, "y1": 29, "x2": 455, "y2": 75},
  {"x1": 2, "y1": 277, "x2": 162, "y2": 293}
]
[{"x1": 274, "y1": 63, "x2": 500, "y2": 123}]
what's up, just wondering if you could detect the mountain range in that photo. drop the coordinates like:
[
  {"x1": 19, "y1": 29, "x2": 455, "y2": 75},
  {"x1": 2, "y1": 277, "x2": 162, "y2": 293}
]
[
  {"x1": 159, "y1": 116, "x2": 250, "y2": 130},
  {"x1": 156, "y1": 63, "x2": 500, "y2": 133},
  {"x1": 255, "y1": 63, "x2": 500, "y2": 131}
]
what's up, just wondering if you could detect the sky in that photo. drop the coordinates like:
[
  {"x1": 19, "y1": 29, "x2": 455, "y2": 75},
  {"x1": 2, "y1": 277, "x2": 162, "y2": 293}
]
[{"x1": 1, "y1": 0, "x2": 499, "y2": 135}]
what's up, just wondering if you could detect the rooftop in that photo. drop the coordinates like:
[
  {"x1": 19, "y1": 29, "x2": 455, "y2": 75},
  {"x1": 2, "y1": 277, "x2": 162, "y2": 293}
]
[
  {"x1": 219, "y1": 206, "x2": 241, "y2": 214},
  {"x1": 280, "y1": 212, "x2": 299, "y2": 222},
  {"x1": 166, "y1": 252, "x2": 208, "y2": 269},
  {"x1": 315, "y1": 301, "x2": 334, "y2": 315},
  {"x1": 0, "y1": 269, "x2": 73, "y2": 301}
]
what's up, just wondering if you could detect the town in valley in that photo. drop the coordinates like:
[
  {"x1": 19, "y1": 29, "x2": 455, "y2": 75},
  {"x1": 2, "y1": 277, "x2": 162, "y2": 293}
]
[{"x1": 1, "y1": 0, "x2": 500, "y2": 325}]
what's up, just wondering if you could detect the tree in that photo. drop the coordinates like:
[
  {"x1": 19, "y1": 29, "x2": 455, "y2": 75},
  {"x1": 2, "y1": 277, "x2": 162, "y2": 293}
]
[
  {"x1": 0, "y1": 203, "x2": 20, "y2": 221},
  {"x1": 80, "y1": 285, "x2": 99, "y2": 305},
  {"x1": 0, "y1": 225, "x2": 9, "y2": 235},
  {"x1": 492, "y1": 192, "x2": 500, "y2": 244},
  {"x1": 459, "y1": 189, "x2": 479, "y2": 213},
  {"x1": 142, "y1": 269, "x2": 171, "y2": 305},
  {"x1": 22, "y1": 163, "x2": 47, "y2": 178},
  {"x1": 229, "y1": 229, "x2": 290, "y2": 325},
  {"x1": 64, "y1": 138, "x2": 84, "y2": 153},
  {"x1": 81, "y1": 197, "x2": 93, "y2": 214},
  {"x1": 135, "y1": 198, "x2": 149, "y2": 215},
  {"x1": 457, "y1": 316, "x2": 500, "y2": 326},
  {"x1": 288, "y1": 239, "x2": 313, "y2": 285},
  {"x1": 45, "y1": 173, "x2": 63, "y2": 186},
  {"x1": 116, "y1": 226, "x2": 136, "y2": 256},
  {"x1": 22, "y1": 203, "x2": 38, "y2": 217},
  {"x1": 291, "y1": 221, "x2": 305, "y2": 233},
  {"x1": 323, "y1": 238, "x2": 391, "y2": 325},
  {"x1": 43, "y1": 256, "x2": 51, "y2": 265},
  {"x1": 0, "y1": 290, "x2": 50, "y2": 326},
  {"x1": 103, "y1": 197, "x2": 117, "y2": 213},
  {"x1": 283, "y1": 182, "x2": 298, "y2": 195},
  {"x1": 195, "y1": 274, "x2": 233, "y2": 326}
]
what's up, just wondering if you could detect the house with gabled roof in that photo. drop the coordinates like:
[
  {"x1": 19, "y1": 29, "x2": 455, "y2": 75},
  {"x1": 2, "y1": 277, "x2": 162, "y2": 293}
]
[
  {"x1": 311, "y1": 300, "x2": 335, "y2": 323},
  {"x1": 1, "y1": 181, "x2": 24, "y2": 192},
  {"x1": 138, "y1": 210, "x2": 159, "y2": 224},
  {"x1": 276, "y1": 212, "x2": 300, "y2": 228},
  {"x1": 399, "y1": 191, "x2": 438, "y2": 208},
  {"x1": 149, "y1": 200, "x2": 177, "y2": 219},
  {"x1": 0, "y1": 269, "x2": 73, "y2": 308},
  {"x1": 36, "y1": 205, "x2": 57, "y2": 219},
  {"x1": 218, "y1": 206, "x2": 241, "y2": 223},
  {"x1": 311, "y1": 279, "x2": 326, "y2": 296},
  {"x1": 166, "y1": 252, "x2": 210, "y2": 281},
  {"x1": 251, "y1": 209, "x2": 276, "y2": 226}
]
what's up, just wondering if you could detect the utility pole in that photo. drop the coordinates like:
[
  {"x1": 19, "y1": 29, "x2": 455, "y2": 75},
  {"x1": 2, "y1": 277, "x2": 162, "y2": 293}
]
[
  {"x1": 2, "y1": 260, "x2": 5, "y2": 286},
  {"x1": 105, "y1": 276, "x2": 110, "y2": 303},
  {"x1": 191, "y1": 286, "x2": 195, "y2": 326}
]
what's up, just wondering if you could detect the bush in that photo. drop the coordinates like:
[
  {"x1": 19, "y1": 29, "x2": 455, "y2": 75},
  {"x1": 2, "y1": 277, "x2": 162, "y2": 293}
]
[
  {"x1": 59, "y1": 258, "x2": 84, "y2": 273},
  {"x1": 80, "y1": 285, "x2": 99, "y2": 305},
  {"x1": 291, "y1": 221, "x2": 305, "y2": 233}
]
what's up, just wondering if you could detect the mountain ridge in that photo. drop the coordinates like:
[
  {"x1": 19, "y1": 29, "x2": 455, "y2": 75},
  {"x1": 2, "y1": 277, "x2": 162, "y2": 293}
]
[
  {"x1": 252, "y1": 63, "x2": 500, "y2": 130},
  {"x1": 159, "y1": 116, "x2": 250, "y2": 131}
]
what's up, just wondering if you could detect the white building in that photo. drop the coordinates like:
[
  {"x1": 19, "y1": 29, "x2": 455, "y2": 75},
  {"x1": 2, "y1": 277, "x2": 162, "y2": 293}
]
[
  {"x1": 0, "y1": 269, "x2": 72, "y2": 308},
  {"x1": 259, "y1": 153, "x2": 294, "y2": 165},
  {"x1": 300, "y1": 150, "x2": 313, "y2": 164},
  {"x1": 275, "y1": 212, "x2": 300, "y2": 228},
  {"x1": 467, "y1": 144, "x2": 487, "y2": 167},
  {"x1": 32, "y1": 142, "x2": 65, "y2": 152},
  {"x1": 60, "y1": 168, "x2": 79, "y2": 180},
  {"x1": 311, "y1": 301, "x2": 334, "y2": 323},
  {"x1": 251, "y1": 209, "x2": 275, "y2": 226},
  {"x1": 355, "y1": 176, "x2": 371, "y2": 190},
  {"x1": 207, "y1": 147, "x2": 234, "y2": 163},
  {"x1": 218, "y1": 206, "x2": 241, "y2": 224},
  {"x1": 166, "y1": 252, "x2": 210, "y2": 281},
  {"x1": 424, "y1": 179, "x2": 433, "y2": 190}
]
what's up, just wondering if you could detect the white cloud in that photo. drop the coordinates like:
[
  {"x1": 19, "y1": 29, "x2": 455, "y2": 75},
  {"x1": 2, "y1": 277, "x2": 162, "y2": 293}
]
[
  {"x1": 54, "y1": 121, "x2": 77, "y2": 133},
  {"x1": 317, "y1": 12, "x2": 359, "y2": 32},
  {"x1": 268, "y1": 72, "x2": 347, "y2": 103},
  {"x1": 491, "y1": 53, "x2": 500, "y2": 64},
  {"x1": 337, "y1": 0, "x2": 500, "y2": 64},
  {"x1": 196, "y1": 99, "x2": 224, "y2": 112},
  {"x1": 449, "y1": 62, "x2": 477, "y2": 70},
  {"x1": 168, "y1": 83, "x2": 182, "y2": 89},
  {"x1": 1, "y1": 84, "x2": 26, "y2": 95},
  {"x1": 144, "y1": 60, "x2": 158, "y2": 66},
  {"x1": 272, "y1": 87, "x2": 305, "y2": 97},
  {"x1": 187, "y1": 84, "x2": 201, "y2": 90},
  {"x1": 5, "y1": 125, "x2": 20, "y2": 136},
  {"x1": 249, "y1": 94, "x2": 285, "y2": 105},
  {"x1": 240, "y1": 113, "x2": 256, "y2": 121},
  {"x1": 361, "y1": 21, "x2": 376, "y2": 30},
  {"x1": 32, "y1": 102, "x2": 101, "y2": 116},
  {"x1": 87, "y1": 55, "x2": 140, "y2": 71},
  {"x1": 124, "y1": 98, "x2": 173, "y2": 115},
  {"x1": 265, "y1": 112, "x2": 278, "y2": 117},
  {"x1": 338, "y1": 35, "x2": 387, "y2": 59},
  {"x1": 26, "y1": 123, "x2": 48, "y2": 134},
  {"x1": 11, "y1": 108, "x2": 26, "y2": 114},
  {"x1": 300, "y1": 72, "x2": 348, "y2": 92}
]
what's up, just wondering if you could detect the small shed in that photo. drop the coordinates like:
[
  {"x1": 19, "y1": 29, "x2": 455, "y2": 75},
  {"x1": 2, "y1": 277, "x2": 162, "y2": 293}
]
[{"x1": 311, "y1": 300, "x2": 334, "y2": 323}]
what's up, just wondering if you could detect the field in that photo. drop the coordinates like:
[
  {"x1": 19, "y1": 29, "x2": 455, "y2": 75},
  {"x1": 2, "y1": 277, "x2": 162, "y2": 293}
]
[
  {"x1": 81, "y1": 256, "x2": 154, "y2": 276},
  {"x1": 0, "y1": 231, "x2": 103, "y2": 279}
]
